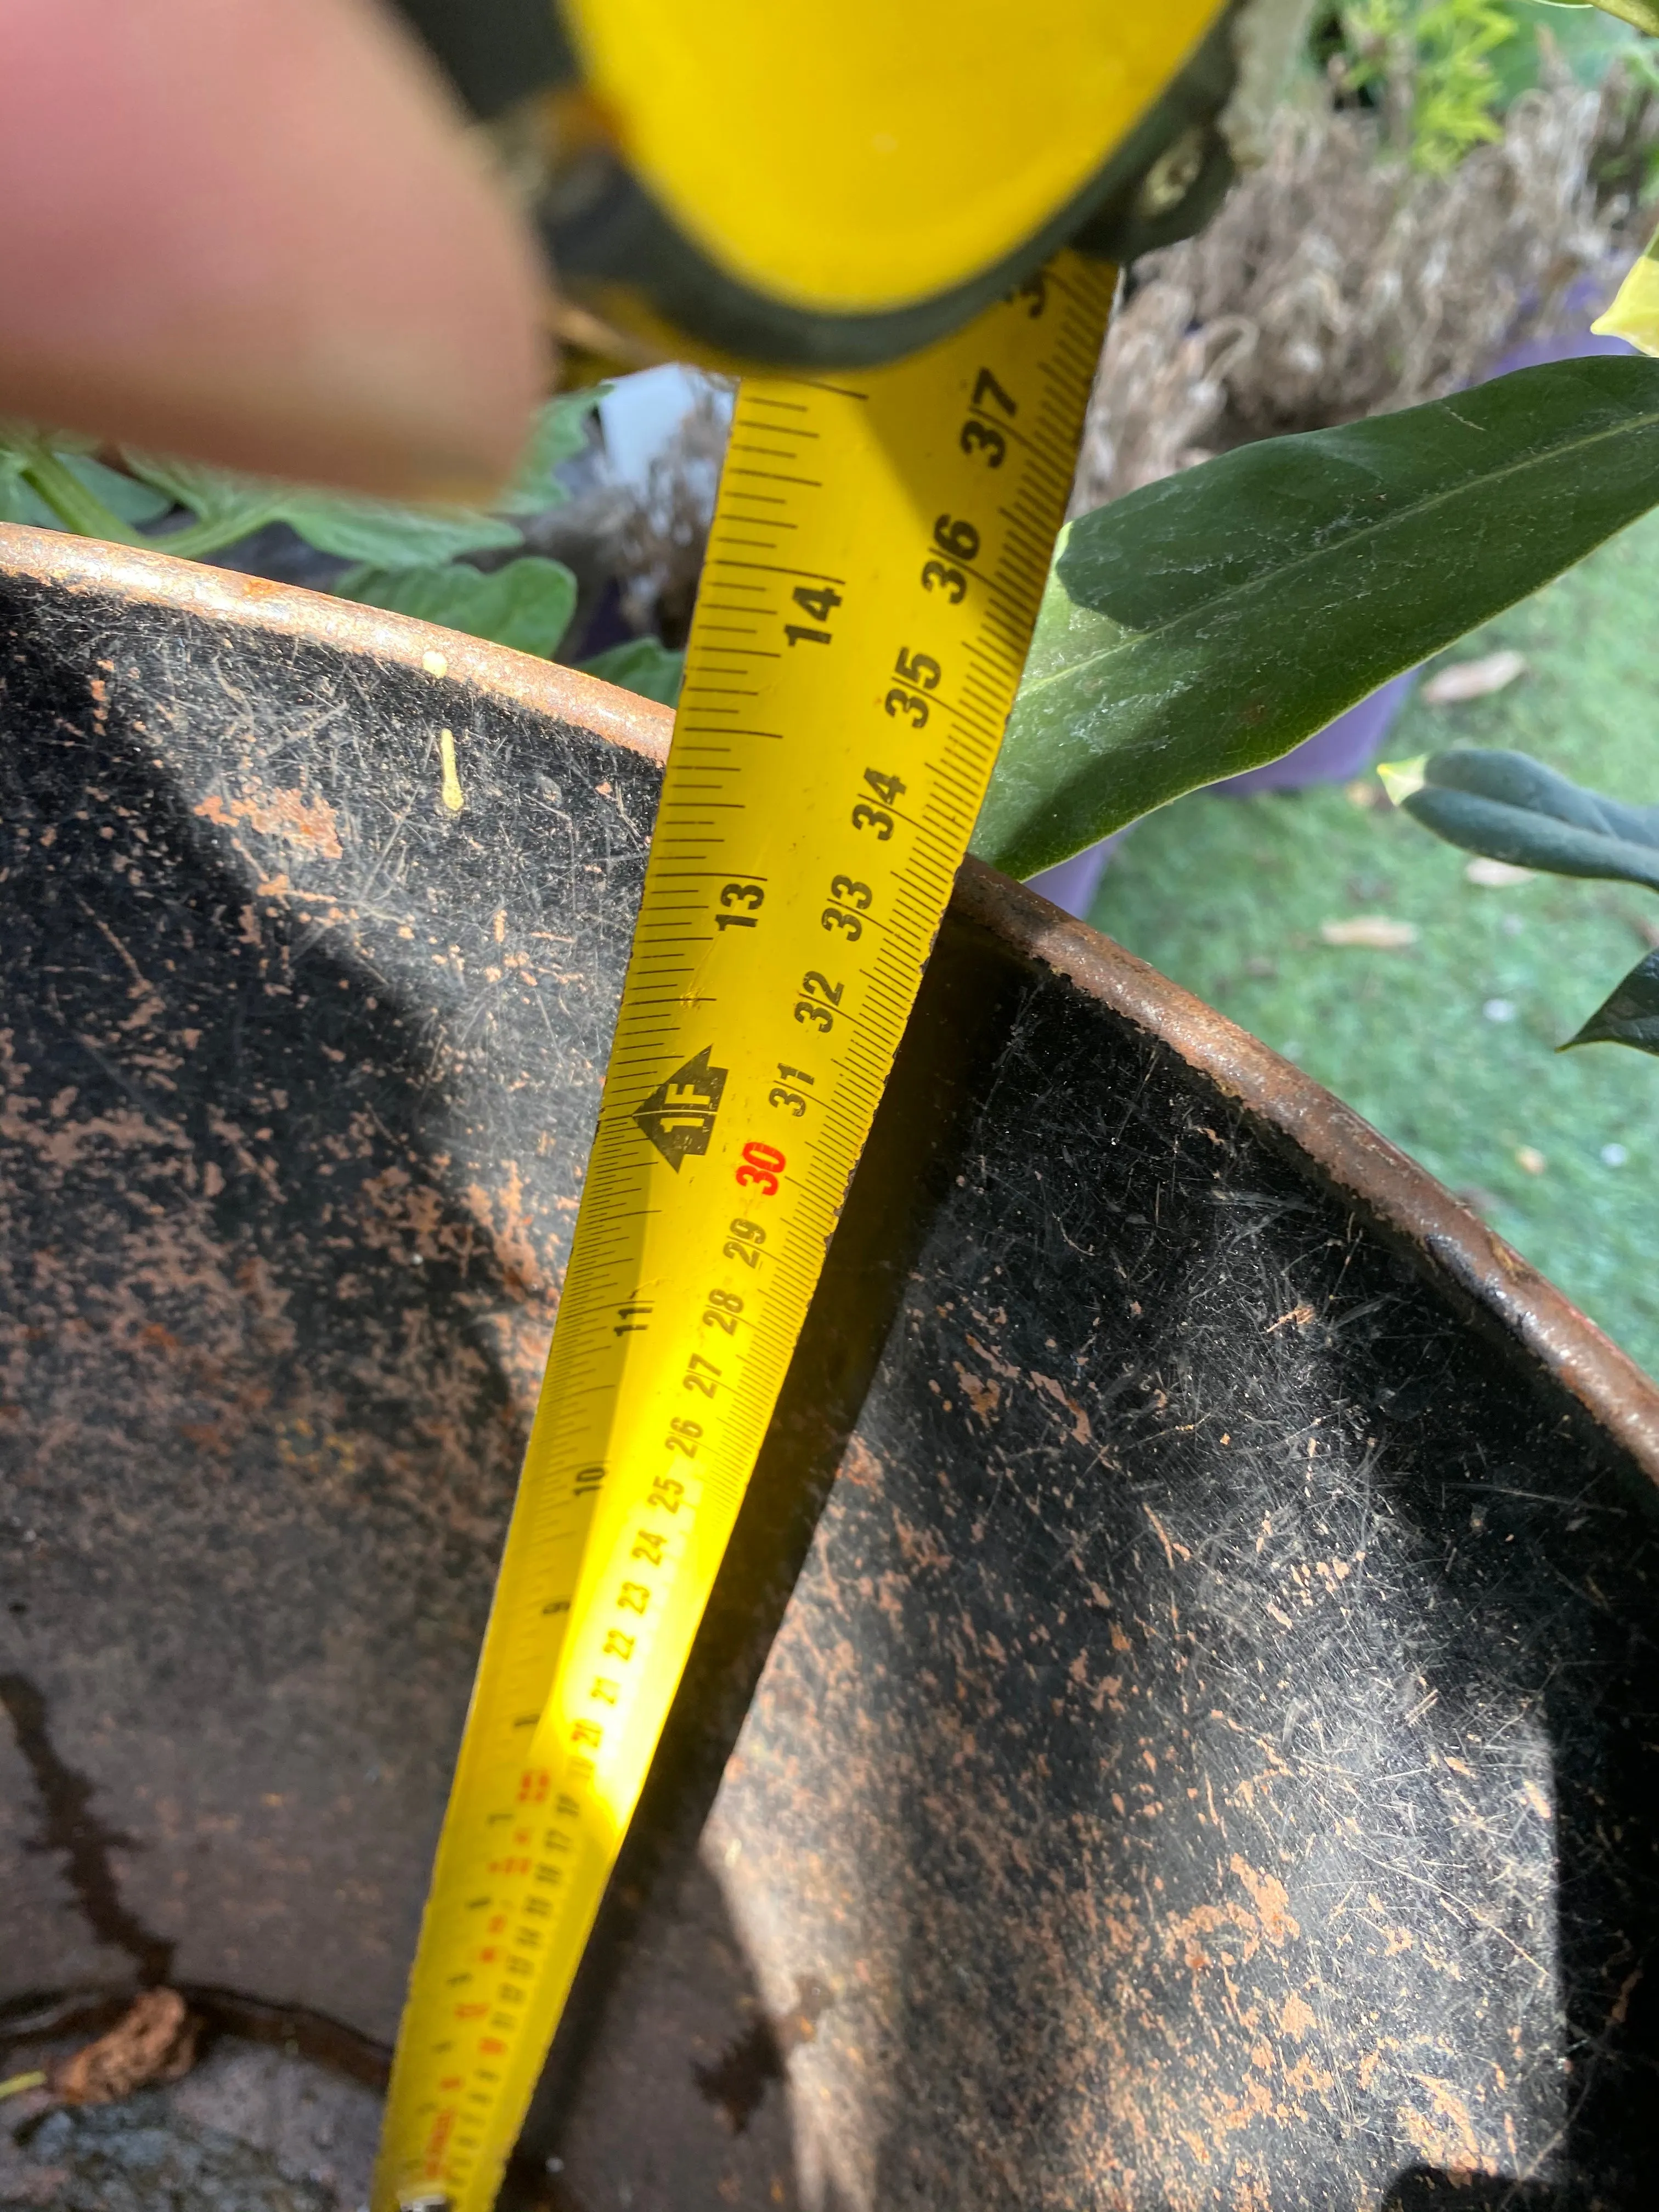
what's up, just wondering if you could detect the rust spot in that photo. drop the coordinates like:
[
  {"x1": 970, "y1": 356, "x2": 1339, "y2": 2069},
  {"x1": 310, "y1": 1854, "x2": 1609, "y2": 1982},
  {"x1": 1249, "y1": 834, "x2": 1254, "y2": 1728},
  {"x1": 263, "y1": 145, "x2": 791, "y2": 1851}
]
[
  {"x1": 952, "y1": 1363, "x2": 1000, "y2": 1422},
  {"x1": 1030, "y1": 1370, "x2": 1091, "y2": 1443},
  {"x1": 840, "y1": 1436, "x2": 883, "y2": 1489},
  {"x1": 1230, "y1": 1856, "x2": 1300, "y2": 1948},
  {"x1": 195, "y1": 782, "x2": 344, "y2": 860}
]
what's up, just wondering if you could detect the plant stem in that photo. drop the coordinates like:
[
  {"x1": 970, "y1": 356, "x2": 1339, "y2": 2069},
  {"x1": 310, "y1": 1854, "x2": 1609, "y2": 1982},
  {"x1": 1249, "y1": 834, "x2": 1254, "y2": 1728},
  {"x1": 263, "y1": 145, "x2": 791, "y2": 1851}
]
[
  {"x1": 150, "y1": 505, "x2": 282, "y2": 561},
  {"x1": 0, "y1": 2070, "x2": 46, "y2": 2101},
  {"x1": 20, "y1": 443, "x2": 280, "y2": 560},
  {"x1": 19, "y1": 449, "x2": 143, "y2": 546}
]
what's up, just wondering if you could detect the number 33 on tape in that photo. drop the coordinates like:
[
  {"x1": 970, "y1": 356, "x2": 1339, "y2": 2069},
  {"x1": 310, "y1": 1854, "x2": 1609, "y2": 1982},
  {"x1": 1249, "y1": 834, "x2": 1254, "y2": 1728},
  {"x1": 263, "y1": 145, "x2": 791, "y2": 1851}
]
[{"x1": 373, "y1": 248, "x2": 1115, "y2": 2212}]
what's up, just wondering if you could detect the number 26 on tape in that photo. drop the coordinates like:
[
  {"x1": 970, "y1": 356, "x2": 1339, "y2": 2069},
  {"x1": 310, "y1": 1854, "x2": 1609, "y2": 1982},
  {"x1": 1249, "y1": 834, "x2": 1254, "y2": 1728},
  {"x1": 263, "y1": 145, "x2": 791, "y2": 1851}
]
[{"x1": 736, "y1": 1141, "x2": 785, "y2": 1197}]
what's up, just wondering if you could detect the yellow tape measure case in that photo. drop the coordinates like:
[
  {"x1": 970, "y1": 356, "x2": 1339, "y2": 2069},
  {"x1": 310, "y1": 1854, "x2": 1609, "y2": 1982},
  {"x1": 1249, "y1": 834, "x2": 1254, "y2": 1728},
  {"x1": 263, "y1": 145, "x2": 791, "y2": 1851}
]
[{"x1": 396, "y1": 0, "x2": 1239, "y2": 370}]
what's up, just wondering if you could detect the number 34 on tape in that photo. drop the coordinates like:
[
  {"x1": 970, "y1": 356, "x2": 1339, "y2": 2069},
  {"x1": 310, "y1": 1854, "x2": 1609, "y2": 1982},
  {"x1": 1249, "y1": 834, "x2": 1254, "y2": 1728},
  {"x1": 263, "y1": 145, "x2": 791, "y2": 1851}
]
[{"x1": 373, "y1": 249, "x2": 1115, "y2": 2212}]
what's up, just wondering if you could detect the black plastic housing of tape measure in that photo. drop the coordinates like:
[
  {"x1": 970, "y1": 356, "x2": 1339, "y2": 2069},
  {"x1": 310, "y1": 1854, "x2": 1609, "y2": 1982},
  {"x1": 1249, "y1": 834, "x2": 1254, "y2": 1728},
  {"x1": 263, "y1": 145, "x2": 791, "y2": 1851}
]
[{"x1": 390, "y1": 0, "x2": 1242, "y2": 369}]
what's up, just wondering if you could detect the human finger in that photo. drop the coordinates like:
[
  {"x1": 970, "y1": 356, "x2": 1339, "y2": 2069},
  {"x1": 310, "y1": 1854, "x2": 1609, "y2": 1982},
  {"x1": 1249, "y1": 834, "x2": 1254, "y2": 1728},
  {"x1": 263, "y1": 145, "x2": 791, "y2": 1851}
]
[{"x1": 0, "y1": 0, "x2": 547, "y2": 501}]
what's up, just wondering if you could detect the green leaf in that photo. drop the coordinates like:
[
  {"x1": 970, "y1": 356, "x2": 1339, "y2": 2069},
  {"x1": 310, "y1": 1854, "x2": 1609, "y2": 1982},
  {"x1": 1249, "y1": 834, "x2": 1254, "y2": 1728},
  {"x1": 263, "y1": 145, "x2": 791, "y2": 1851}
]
[
  {"x1": 1394, "y1": 747, "x2": 1659, "y2": 891},
  {"x1": 577, "y1": 636, "x2": 685, "y2": 706},
  {"x1": 0, "y1": 449, "x2": 47, "y2": 526},
  {"x1": 975, "y1": 357, "x2": 1659, "y2": 881},
  {"x1": 263, "y1": 485, "x2": 522, "y2": 565},
  {"x1": 333, "y1": 556, "x2": 578, "y2": 659},
  {"x1": 123, "y1": 451, "x2": 522, "y2": 565},
  {"x1": 498, "y1": 390, "x2": 605, "y2": 516},
  {"x1": 120, "y1": 452, "x2": 282, "y2": 550},
  {"x1": 63, "y1": 454, "x2": 172, "y2": 525},
  {"x1": 1564, "y1": 949, "x2": 1659, "y2": 1055},
  {"x1": 0, "y1": 428, "x2": 165, "y2": 537}
]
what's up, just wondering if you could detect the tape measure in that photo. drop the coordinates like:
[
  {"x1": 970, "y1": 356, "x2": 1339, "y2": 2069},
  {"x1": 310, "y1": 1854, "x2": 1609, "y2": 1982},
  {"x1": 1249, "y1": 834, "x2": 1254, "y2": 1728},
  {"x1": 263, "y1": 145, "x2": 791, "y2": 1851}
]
[
  {"x1": 393, "y1": 2, "x2": 1234, "y2": 373},
  {"x1": 370, "y1": 247, "x2": 1115, "y2": 2212}
]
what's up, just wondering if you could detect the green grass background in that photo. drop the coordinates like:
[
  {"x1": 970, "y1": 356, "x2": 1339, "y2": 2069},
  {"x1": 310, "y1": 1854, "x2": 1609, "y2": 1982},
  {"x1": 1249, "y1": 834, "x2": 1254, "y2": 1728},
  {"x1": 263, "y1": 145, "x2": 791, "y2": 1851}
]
[{"x1": 1086, "y1": 507, "x2": 1659, "y2": 1377}]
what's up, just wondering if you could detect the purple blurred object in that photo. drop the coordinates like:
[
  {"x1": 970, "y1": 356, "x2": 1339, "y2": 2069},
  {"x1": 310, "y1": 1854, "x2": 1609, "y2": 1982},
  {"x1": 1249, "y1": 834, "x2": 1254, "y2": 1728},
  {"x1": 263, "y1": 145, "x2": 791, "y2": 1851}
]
[
  {"x1": 1211, "y1": 669, "x2": 1419, "y2": 797},
  {"x1": 1026, "y1": 830, "x2": 1131, "y2": 916},
  {"x1": 1487, "y1": 329, "x2": 1634, "y2": 377}
]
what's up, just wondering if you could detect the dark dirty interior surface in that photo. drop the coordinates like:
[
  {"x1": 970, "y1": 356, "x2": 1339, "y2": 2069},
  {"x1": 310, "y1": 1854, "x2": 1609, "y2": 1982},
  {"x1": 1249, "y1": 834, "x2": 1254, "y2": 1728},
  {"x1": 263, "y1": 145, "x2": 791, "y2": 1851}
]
[
  {"x1": 535, "y1": 912, "x2": 1659, "y2": 2212},
  {"x1": 0, "y1": 562, "x2": 658, "y2": 2033},
  {"x1": 2, "y1": 549, "x2": 1658, "y2": 2210}
]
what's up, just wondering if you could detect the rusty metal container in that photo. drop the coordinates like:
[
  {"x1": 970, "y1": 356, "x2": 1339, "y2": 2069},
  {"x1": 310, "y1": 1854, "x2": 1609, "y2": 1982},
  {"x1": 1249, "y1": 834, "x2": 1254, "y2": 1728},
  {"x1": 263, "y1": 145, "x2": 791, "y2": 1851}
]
[{"x1": 3, "y1": 528, "x2": 1657, "y2": 2211}]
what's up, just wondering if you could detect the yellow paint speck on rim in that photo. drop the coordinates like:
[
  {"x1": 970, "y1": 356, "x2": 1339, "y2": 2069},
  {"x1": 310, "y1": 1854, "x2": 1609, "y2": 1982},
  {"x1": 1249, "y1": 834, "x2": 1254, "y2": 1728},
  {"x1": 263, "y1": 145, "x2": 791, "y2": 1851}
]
[
  {"x1": 438, "y1": 729, "x2": 464, "y2": 814},
  {"x1": 422, "y1": 650, "x2": 449, "y2": 678}
]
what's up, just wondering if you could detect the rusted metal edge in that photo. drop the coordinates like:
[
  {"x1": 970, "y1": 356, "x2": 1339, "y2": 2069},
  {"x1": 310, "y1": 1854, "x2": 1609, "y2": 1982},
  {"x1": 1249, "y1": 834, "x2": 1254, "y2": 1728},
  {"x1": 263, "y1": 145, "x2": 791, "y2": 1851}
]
[
  {"x1": 0, "y1": 524, "x2": 675, "y2": 769},
  {"x1": 955, "y1": 856, "x2": 1659, "y2": 1489},
  {"x1": 7, "y1": 526, "x2": 1651, "y2": 1481}
]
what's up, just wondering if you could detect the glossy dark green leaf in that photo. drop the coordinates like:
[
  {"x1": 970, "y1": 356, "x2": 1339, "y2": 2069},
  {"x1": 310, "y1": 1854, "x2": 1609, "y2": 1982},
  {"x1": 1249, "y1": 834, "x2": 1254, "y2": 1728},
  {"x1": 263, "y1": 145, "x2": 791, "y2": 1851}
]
[
  {"x1": 1564, "y1": 949, "x2": 1659, "y2": 1056},
  {"x1": 975, "y1": 357, "x2": 1659, "y2": 879},
  {"x1": 1392, "y1": 747, "x2": 1659, "y2": 890},
  {"x1": 578, "y1": 636, "x2": 685, "y2": 706},
  {"x1": 334, "y1": 556, "x2": 578, "y2": 659}
]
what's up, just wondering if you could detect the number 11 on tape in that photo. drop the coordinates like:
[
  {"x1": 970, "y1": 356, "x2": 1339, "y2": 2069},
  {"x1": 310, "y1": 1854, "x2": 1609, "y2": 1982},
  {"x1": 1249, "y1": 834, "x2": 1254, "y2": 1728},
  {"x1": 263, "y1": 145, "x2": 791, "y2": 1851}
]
[{"x1": 373, "y1": 249, "x2": 1114, "y2": 2212}]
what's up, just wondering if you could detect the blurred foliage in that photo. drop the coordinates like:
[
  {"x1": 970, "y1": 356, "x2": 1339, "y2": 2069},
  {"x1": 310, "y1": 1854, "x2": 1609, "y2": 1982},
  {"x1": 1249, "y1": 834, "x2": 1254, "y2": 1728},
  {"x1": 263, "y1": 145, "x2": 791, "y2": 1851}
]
[
  {"x1": 0, "y1": 397, "x2": 694, "y2": 707},
  {"x1": 577, "y1": 636, "x2": 685, "y2": 706},
  {"x1": 1384, "y1": 746, "x2": 1659, "y2": 1049},
  {"x1": 1326, "y1": 0, "x2": 1519, "y2": 171},
  {"x1": 1312, "y1": 0, "x2": 1656, "y2": 175},
  {"x1": 1086, "y1": 507, "x2": 1659, "y2": 1376}
]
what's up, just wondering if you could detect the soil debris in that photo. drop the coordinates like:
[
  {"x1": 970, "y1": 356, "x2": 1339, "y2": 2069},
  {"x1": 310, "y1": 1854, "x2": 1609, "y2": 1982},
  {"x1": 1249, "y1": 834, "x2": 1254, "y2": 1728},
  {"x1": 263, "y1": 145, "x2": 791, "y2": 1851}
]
[
  {"x1": 1319, "y1": 916, "x2": 1420, "y2": 949},
  {"x1": 0, "y1": 2036, "x2": 380, "y2": 2212},
  {"x1": 1421, "y1": 649, "x2": 1528, "y2": 704},
  {"x1": 51, "y1": 1990, "x2": 199, "y2": 2108}
]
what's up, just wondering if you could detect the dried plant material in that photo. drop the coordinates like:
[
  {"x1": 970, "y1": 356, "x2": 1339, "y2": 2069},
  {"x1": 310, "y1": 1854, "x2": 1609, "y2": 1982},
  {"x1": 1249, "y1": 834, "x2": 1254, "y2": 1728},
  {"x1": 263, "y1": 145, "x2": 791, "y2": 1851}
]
[
  {"x1": 1422, "y1": 648, "x2": 1528, "y2": 702},
  {"x1": 1515, "y1": 1144, "x2": 1548, "y2": 1175},
  {"x1": 48, "y1": 1989, "x2": 198, "y2": 2106},
  {"x1": 619, "y1": 382, "x2": 735, "y2": 645},
  {"x1": 1223, "y1": 0, "x2": 1323, "y2": 170},
  {"x1": 438, "y1": 728, "x2": 465, "y2": 815},
  {"x1": 1345, "y1": 777, "x2": 1392, "y2": 809},
  {"x1": 1465, "y1": 855, "x2": 1537, "y2": 886},
  {"x1": 1320, "y1": 915, "x2": 1420, "y2": 946},
  {"x1": 1075, "y1": 67, "x2": 1654, "y2": 511}
]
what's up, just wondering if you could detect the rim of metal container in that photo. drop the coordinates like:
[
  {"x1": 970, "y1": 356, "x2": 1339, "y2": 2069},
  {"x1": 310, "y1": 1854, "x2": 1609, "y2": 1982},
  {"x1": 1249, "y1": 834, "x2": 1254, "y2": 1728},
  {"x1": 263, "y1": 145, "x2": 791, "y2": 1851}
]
[{"x1": 5, "y1": 521, "x2": 1656, "y2": 1489}]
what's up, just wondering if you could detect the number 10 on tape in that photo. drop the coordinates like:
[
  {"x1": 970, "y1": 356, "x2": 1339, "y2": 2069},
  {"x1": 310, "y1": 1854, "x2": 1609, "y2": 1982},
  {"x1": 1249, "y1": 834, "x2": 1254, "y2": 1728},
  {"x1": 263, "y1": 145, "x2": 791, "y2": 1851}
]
[{"x1": 373, "y1": 250, "x2": 1114, "y2": 2212}]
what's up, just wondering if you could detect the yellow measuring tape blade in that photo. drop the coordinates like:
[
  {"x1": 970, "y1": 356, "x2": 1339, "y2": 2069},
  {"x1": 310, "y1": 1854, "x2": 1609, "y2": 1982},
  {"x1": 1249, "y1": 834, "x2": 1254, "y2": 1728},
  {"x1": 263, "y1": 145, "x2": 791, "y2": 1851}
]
[{"x1": 372, "y1": 247, "x2": 1113, "y2": 2212}]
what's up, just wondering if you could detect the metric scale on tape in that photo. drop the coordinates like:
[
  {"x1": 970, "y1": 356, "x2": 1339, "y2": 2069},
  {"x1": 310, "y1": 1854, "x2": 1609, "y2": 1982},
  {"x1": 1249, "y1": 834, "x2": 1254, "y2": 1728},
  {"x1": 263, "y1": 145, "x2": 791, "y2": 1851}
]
[
  {"x1": 367, "y1": 1, "x2": 1239, "y2": 2200},
  {"x1": 371, "y1": 249, "x2": 1113, "y2": 2212}
]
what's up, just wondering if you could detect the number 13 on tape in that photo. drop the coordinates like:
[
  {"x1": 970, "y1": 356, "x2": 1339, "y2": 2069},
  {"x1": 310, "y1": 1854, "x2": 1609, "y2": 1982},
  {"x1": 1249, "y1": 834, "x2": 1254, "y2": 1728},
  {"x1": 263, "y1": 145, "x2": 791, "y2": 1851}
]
[{"x1": 373, "y1": 249, "x2": 1114, "y2": 2212}]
